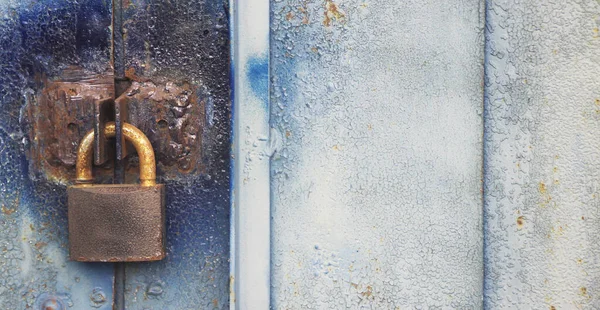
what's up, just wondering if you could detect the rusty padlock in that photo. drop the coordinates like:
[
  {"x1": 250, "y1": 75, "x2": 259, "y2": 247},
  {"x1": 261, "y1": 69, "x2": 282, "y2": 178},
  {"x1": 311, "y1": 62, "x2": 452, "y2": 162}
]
[{"x1": 67, "y1": 122, "x2": 165, "y2": 262}]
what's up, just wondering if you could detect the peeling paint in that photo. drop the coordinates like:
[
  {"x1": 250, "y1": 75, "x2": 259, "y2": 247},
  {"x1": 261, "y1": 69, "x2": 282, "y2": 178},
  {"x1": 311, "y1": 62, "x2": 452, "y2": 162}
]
[
  {"x1": 484, "y1": 0, "x2": 600, "y2": 308},
  {"x1": 0, "y1": 0, "x2": 115, "y2": 308},
  {"x1": 122, "y1": 0, "x2": 231, "y2": 309},
  {"x1": 271, "y1": 0, "x2": 485, "y2": 307}
]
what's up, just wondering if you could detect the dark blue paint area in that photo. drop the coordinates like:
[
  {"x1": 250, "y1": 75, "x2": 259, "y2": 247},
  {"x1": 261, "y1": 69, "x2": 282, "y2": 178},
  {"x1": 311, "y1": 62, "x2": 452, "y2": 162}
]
[
  {"x1": 75, "y1": 0, "x2": 111, "y2": 56},
  {"x1": 125, "y1": 176, "x2": 230, "y2": 307},
  {"x1": 15, "y1": 0, "x2": 111, "y2": 76},
  {"x1": 122, "y1": 0, "x2": 231, "y2": 307},
  {"x1": 164, "y1": 177, "x2": 230, "y2": 262},
  {"x1": 247, "y1": 56, "x2": 269, "y2": 104}
]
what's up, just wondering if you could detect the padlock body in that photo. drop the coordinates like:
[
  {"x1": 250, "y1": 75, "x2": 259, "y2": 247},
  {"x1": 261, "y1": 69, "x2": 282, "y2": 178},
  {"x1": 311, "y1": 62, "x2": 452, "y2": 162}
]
[{"x1": 67, "y1": 184, "x2": 165, "y2": 262}]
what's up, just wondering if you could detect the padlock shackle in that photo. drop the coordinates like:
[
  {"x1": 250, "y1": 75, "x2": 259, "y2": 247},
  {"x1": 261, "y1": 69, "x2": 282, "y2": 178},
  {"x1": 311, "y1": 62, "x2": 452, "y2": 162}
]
[{"x1": 76, "y1": 122, "x2": 156, "y2": 186}]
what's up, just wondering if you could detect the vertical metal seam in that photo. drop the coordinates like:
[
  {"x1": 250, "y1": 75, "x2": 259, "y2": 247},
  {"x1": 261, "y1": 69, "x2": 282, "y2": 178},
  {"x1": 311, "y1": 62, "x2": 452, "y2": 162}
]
[
  {"x1": 481, "y1": 0, "x2": 492, "y2": 307},
  {"x1": 230, "y1": 0, "x2": 271, "y2": 309},
  {"x1": 112, "y1": 0, "x2": 126, "y2": 309},
  {"x1": 228, "y1": 1, "x2": 237, "y2": 309}
]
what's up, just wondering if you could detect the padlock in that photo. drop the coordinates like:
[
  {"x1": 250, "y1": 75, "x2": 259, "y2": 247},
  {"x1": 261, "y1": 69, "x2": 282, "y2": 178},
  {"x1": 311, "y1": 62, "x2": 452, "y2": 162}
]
[{"x1": 67, "y1": 122, "x2": 165, "y2": 262}]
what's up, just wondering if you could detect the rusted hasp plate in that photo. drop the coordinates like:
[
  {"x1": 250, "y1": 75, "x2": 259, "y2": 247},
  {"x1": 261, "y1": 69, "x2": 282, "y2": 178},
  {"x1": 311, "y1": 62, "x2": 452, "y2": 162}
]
[
  {"x1": 23, "y1": 66, "x2": 115, "y2": 182},
  {"x1": 23, "y1": 67, "x2": 207, "y2": 182}
]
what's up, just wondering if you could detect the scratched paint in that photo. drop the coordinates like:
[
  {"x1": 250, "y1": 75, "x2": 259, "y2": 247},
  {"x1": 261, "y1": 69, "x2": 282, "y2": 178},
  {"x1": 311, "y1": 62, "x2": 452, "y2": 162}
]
[
  {"x1": 0, "y1": 0, "x2": 114, "y2": 308},
  {"x1": 483, "y1": 0, "x2": 600, "y2": 308},
  {"x1": 270, "y1": 0, "x2": 485, "y2": 308}
]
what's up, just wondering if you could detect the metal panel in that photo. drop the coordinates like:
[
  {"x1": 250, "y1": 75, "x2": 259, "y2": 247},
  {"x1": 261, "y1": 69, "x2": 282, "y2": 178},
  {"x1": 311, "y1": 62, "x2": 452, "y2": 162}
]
[
  {"x1": 119, "y1": 0, "x2": 231, "y2": 309},
  {"x1": 0, "y1": 0, "x2": 114, "y2": 308},
  {"x1": 270, "y1": 0, "x2": 485, "y2": 308},
  {"x1": 230, "y1": 0, "x2": 271, "y2": 309},
  {"x1": 484, "y1": 0, "x2": 600, "y2": 308}
]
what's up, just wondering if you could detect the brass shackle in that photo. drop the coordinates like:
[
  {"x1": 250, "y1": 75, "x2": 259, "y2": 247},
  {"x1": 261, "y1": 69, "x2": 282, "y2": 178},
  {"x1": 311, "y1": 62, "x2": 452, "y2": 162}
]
[{"x1": 75, "y1": 122, "x2": 156, "y2": 186}]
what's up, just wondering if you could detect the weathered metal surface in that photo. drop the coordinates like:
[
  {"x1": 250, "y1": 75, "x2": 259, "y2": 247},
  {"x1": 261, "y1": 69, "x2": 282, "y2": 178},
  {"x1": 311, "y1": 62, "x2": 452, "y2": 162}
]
[
  {"x1": 0, "y1": 0, "x2": 114, "y2": 308},
  {"x1": 483, "y1": 0, "x2": 600, "y2": 308},
  {"x1": 23, "y1": 66, "x2": 115, "y2": 183},
  {"x1": 24, "y1": 72, "x2": 208, "y2": 181},
  {"x1": 68, "y1": 184, "x2": 166, "y2": 262},
  {"x1": 230, "y1": 0, "x2": 271, "y2": 308},
  {"x1": 120, "y1": 0, "x2": 231, "y2": 308},
  {"x1": 270, "y1": 0, "x2": 485, "y2": 308},
  {"x1": 121, "y1": 80, "x2": 206, "y2": 178}
]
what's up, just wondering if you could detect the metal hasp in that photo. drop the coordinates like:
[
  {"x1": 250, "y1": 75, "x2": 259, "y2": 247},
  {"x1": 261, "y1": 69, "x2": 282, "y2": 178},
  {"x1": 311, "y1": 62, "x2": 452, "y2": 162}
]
[
  {"x1": 24, "y1": 67, "x2": 207, "y2": 182},
  {"x1": 23, "y1": 67, "x2": 116, "y2": 181},
  {"x1": 67, "y1": 122, "x2": 166, "y2": 262}
]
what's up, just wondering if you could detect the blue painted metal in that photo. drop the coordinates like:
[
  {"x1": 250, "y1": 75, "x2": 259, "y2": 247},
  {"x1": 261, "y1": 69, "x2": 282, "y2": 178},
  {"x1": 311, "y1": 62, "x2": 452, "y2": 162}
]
[
  {"x1": 0, "y1": 0, "x2": 114, "y2": 308},
  {"x1": 0, "y1": 0, "x2": 232, "y2": 308},
  {"x1": 4, "y1": 1, "x2": 599, "y2": 309},
  {"x1": 120, "y1": 0, "x2": 231, "y2": 309},
  {"x1": 230, "y1": 0, "x2": 271, "y2": 309},
  {"x1": 269, "y1": 0, "x2": 485, "y2": 308},
  {"x1": 484, "y1": 0, "x2": 600, "y2": 308}
]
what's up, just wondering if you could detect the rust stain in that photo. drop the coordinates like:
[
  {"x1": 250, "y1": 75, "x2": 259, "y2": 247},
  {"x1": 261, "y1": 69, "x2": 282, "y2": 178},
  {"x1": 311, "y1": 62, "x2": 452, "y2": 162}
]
[
  {"x1": 122, "y1": 80, "x2": 206, "y2": 176},
  {"x1": 23, "y1": 65, "x2": 206, "y2": 182},
  {"x1": 23, "y1": 66, "x2": 115, "y2": 182},
  {"x1": 549, "y1": 306, "x2": 556, "y2": 310},
  {"x1": 286, "y1": 11, "x2": 294, "y2": 21},
  {"x1": 286, "y1": 131, "x2": 292, "y2": 138},
  {"x1": 298, "y1": 6, "x2": 310, "y2": 24},
  {"x1": 212, "y1": 299, "x2": 218, "y2": 307},
  {"x1": 539, "y1": 182, "x2": 547, "y2": 194},
  {"x1": 323, "y1": 1, "x2": 346, "y2": 27},
  {"x1": 1, "y1": 205, "x2": 16, "y2": 215},
  {"x1": 1, "y1": 196, "x2": 19, "y2": 216},
  {"x1": 361, "y1": 285, "x2": 373, "y2": 298},
  {"x1": 516, "y1": 216, "x2": 525, "y2": 229},
  {"x1": 125, "y1": 67, "x2": 139, "y2": 80},
  {"x1": 34, "y1": 242, "x2": 47, "y2": 249},
  {"x1": 579, "y1": 286, "x2": 589, "y2": 298}
]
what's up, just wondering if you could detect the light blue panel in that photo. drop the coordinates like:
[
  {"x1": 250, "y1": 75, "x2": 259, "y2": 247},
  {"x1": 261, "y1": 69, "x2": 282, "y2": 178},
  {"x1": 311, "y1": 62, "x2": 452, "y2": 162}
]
[
  {"x1": 230, "y1": 0, "x2": 271, "y2": 309},
  {"x1": 484, "y1": 0, "x2": 600, "y2": 308},
  {"x1": 270, "y1": 0, "x2": 485, "y2": 307}
]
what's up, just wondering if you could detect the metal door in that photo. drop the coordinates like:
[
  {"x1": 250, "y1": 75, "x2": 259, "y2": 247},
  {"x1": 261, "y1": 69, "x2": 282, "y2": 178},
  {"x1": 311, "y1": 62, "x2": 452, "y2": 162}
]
[
  {"x1": 0, "y1": 0, "x2": 230, "y2": 309},
  {"x1": 2, "y1": 0, "x2": 600, "y2": 309}
]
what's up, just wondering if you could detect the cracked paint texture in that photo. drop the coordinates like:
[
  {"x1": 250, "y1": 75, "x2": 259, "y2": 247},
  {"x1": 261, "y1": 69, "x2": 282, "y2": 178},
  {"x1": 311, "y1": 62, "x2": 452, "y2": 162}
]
[
  {"x1": 0, "y1": 0, "x2": 114, "y2": 308},
  {"x1": 484, "y1": 0, "x2": 600, "y2": 308},
  {"x1": 121, "y1": 1, "x2": 231, "y2": 309},
  {"x1": 271, "y1": 0, "x2": 485, "y2": 308}
]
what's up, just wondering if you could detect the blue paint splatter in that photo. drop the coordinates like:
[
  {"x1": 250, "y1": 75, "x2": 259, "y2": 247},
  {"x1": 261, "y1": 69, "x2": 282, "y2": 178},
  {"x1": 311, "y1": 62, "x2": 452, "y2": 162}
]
[{"x1": 246, "y1": 56, "x2": 269, "y2": 104}]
